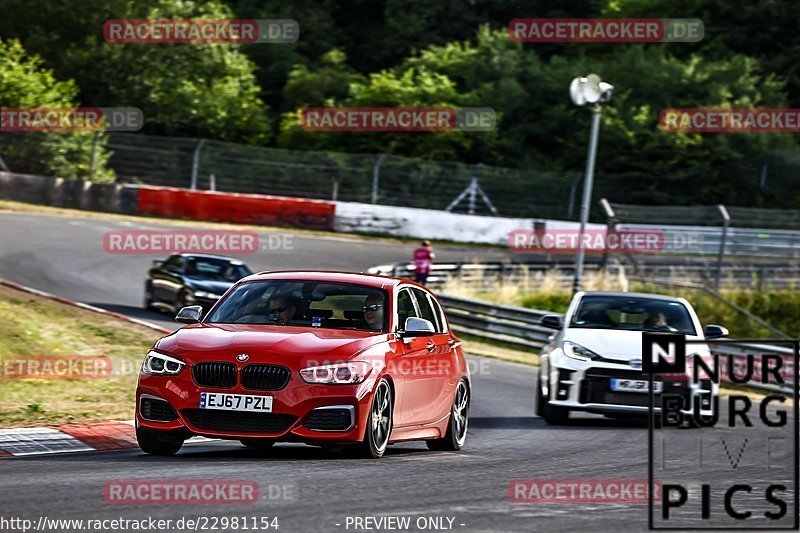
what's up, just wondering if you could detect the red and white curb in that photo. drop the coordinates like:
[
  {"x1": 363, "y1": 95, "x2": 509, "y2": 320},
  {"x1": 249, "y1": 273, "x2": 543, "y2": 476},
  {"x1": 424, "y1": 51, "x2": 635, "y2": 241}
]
[
  {"x1": 0, "y1": 421, "x2": 215, "y2": 457},
  {"x1": 0, "y1": 279, "x2": 203, "y2": 458}
]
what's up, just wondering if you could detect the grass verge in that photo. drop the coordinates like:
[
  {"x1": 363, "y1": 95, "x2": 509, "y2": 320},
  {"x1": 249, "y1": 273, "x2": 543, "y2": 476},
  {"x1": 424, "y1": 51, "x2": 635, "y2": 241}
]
[{"x1": 0, "y1": 283, "x2": 162, "y2": 428}]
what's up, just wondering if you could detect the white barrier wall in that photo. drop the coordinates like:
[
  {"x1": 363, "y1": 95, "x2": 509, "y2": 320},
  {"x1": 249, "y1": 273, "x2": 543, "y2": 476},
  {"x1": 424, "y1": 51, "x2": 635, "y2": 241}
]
[{"x1": 333, "y1": 201, "x2": 604, "y2": 245}]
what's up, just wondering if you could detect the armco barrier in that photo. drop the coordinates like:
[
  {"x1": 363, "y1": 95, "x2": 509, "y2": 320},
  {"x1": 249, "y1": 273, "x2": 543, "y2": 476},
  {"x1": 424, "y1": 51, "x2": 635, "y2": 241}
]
[
  {"x1": 435, "y1": 293, "x2": 795, "y2": 394},
  {"x1": 136, "y1": 186, "x2": 335, "y2": 230},
  {"x1": 435, "y1": 293, "x2": 557, "y2": 349}
]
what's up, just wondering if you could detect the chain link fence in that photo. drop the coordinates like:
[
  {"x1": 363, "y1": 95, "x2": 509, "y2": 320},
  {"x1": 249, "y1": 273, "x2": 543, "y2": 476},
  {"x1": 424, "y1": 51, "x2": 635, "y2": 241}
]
[{"x1": 1, "y1": 130, "x2": 799, "y2": 220}]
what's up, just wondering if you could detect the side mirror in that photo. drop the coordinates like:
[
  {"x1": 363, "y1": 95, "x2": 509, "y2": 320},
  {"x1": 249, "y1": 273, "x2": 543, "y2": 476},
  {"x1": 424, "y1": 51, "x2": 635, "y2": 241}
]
[
  {"x1": 540, "y1": 314, "x2": 563, "y2": 329},
  {"x1": 176, "y1": 305, "x2": 203, "y2": 324},
  {"x1": 400, "y1": 317, "x2": 435, "y2": 337},
  {"x1": 152, "y1": 259, "x2": 164, "y2": 268},
  {"x1": 704, "y1": 324, "x2": 729, "y2": 339}
]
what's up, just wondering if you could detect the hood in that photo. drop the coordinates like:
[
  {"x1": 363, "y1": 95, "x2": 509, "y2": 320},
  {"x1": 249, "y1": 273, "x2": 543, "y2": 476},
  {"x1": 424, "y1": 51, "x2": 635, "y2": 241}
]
[
  {"x1": 564, "y1": 328, "x2": 703, "y2": 362},
  {"x1": 184, "y1": 278, "x2": 235, "y2": 294},
  {"x1": 155, "y1": 323, "x2": 388, "y2": 364}
]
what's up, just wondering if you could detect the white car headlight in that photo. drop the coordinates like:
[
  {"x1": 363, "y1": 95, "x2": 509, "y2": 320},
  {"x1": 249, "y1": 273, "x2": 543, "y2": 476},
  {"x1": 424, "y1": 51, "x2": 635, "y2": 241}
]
[
  {"x1": 562, "y1": 341, "x2": 600, "y2": 362},
  {"x1": 299, "y1": 362, "x2": 372, "y2": 384},
  {"x1": 193, "y1": 291, "x2": 220, "y2": 300},
  {"x1": 142, "y1": 350, "x2": 185, "y2": 375}
]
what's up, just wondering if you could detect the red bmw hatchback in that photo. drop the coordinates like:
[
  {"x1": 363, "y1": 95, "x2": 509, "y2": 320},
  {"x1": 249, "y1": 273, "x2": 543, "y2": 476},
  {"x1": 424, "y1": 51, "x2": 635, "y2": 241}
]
[{"x1": 136, "y1": 271, "x2": 470, "y2": 458}]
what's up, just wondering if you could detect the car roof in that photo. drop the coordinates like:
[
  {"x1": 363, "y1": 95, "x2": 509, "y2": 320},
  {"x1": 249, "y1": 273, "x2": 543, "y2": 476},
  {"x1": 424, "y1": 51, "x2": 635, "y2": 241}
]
[
  {"x1": 579, "y1": 291, "x2": 686, "y2": 303},
  {"x1": 175, "y1": 253, "x2": 244, "y2": 262},
  {"x1": 243, "y1": 270, "x2": 417, "y2": 290}
]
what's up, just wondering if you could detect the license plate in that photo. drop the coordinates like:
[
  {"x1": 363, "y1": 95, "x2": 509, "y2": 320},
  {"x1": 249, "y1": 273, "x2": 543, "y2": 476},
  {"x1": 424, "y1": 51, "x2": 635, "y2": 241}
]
[
  {"x1": 610, "y1": 378, "x2": 662, "y2": 393},
  {"x1": 199, "y1": 392, "x2": 273, "y2": 412}
]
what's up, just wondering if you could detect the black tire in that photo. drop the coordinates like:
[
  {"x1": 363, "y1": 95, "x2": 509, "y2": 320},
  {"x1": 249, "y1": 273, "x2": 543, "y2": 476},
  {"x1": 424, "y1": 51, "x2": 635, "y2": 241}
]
[
  {"x1": 535, "y1": 378, "x2": 545, "y2": 417},
  {"x1": 357, "y1": 379, "x2": 393, "y2": 458},
  {"x1": 136, "y1": 427, "x2": 184, "y2": 456},
  {"x1": 240, "y1": 439, "x2": 276, "y2": 449},
  {"x1": 540, "y1": 375, "x2": 570, "y2": 424},
  {"x1": 144, "y1": 282, "x2": 154, "y2": 310},
  {"x1": 427, "y1": 379, "x2": 470, "y2": 452}
]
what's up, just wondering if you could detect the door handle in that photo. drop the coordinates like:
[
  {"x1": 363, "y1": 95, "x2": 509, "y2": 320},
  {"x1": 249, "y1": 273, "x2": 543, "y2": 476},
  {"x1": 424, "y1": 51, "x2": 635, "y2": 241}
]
[{"x1": 426, "y1": 342, "x2": 435, "y2": 352}]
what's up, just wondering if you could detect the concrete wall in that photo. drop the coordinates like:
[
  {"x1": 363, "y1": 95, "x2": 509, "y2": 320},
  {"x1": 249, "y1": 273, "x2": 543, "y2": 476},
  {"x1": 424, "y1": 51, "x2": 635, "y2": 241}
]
[
  {"x1": 334, "y1": 201, "x2": 603, "y2": 245},
  {"x1": 0, "y1": 172, "x2": 598, "y2": 244},
  {"x1": 0, "y1": 172, "x2": 125, "y2": 213}
]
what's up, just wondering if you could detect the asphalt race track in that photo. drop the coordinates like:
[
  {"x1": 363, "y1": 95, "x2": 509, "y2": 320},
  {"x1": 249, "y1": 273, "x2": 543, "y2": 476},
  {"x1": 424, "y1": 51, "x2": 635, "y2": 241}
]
[
  {"x1": 0, "y1": 210, "x2": 795, "y2": 532},
  {"x1": 0, "y1": 210, "x2": 532, "y2": 331}
]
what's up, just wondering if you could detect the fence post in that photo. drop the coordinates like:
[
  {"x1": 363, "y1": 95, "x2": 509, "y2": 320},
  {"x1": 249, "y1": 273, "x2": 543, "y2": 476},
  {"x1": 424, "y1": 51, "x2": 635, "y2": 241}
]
[
  {"x1": 714, "y1": 204, "x2": 731, "y2": 289},
  {"x1": 371, "y1": 154, "x2": 386, "y2": 204},
  {"x1": 190, "y1": 139, "x2": 206, "y2": 190},
  {"x1": 331, "y1": 180, "x2": 339, "y2": 201},
  {"x1": 567, "y1": 174, "x2": 579, "y2": 219},
  {"x1": 599, "y1": 198, "x2": 616, "y2": 268},
  {"x1": 0, "y1": 150, "x2": 9, "y2": 172}
]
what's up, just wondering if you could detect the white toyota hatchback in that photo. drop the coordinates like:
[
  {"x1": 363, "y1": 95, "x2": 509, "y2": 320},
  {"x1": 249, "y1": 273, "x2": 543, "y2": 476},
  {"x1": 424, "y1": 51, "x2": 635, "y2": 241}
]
[{"x1": 536, "y1": 291, "x2": 727, "y2": 424}]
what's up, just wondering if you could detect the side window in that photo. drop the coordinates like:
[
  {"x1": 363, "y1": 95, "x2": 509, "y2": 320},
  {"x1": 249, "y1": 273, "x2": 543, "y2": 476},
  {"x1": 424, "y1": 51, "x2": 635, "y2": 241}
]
[
  {"x1": 411, "y1": 288, "x2": 438, "y2": 331},
  {"x1": 397, "y1": 289, "x2": 418, "y2": 330},
  {"x1": 427, "y1": 294, "x2": 447, "y2": 333},
  {"x1": 164, "y1": 255, "x2": 185, "y2": 273}
]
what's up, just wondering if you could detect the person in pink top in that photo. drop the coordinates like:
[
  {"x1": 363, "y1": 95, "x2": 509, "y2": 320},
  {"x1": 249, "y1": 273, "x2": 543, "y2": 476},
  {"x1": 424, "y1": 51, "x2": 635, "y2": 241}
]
[{"x1": 412, "y1": 240, "x2": 435, "y2": 285}]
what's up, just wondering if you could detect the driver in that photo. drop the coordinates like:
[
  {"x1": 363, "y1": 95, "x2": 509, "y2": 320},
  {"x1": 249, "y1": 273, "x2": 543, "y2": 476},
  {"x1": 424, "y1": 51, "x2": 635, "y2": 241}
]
[
  {"x1": 644, "y1": 310, "x2": 676, "y2": 332},
  {"x1": 267, "y1": 295, "x2": 297, "y2": 325},
  {"x1": 362, "y1": 294, "x2": 385, "y2": 330}
]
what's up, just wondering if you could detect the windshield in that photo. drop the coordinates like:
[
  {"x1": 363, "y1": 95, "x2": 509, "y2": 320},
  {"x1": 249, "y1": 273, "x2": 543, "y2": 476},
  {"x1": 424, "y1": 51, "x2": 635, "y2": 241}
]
[
  {"x1": 205, "y1": 280, "x2": 389, "y2": 332},
  {"x1": 185, "y1": 257, "x2": 252, "y2": 282},
  {"x1": 569, "y1": 295, "x2": 696, "y2": 335}
]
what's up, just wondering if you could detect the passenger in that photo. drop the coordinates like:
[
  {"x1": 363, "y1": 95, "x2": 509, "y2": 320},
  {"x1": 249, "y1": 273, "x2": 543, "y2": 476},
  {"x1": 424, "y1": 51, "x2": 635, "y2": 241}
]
[{"x1": 362, "y1": 294, "x2": 385, "y2": 330}]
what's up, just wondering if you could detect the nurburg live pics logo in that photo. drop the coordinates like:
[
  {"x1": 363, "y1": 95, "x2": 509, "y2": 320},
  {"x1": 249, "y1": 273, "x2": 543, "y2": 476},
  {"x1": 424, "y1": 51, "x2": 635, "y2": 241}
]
[{"x1": 643, "y1": 332, "x2": 799, "y2": 530}]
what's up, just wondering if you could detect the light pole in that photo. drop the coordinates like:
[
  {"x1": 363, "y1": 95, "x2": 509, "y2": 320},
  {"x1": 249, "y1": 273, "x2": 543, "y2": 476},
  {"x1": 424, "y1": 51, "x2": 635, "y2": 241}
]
[{"x1": 569, "y1": 74, "x2": 614, "y2": 294}]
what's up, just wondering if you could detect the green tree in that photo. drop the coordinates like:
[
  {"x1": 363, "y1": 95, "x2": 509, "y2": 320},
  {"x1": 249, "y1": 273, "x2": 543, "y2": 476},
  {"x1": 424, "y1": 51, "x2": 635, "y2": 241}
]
[
  {"x1": 0, "y1": 38, "x2": 113, "y2": 181},
  {"x1": 0, "y1": 0, "x2": 270, "y2": 143}
]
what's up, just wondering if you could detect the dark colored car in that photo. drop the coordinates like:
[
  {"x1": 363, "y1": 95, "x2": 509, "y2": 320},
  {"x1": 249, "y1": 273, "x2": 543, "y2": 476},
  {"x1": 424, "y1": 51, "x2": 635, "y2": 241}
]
[{"x1": 144, "y1": 253, "x2": 253, "y2": 313}]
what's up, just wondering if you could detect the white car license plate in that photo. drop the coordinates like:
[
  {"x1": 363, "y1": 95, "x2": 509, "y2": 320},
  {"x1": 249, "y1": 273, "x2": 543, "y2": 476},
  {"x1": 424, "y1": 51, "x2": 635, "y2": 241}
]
[
  {"x1": 610, "y1": 378, "x2": 662, "y2": 393},
  {"x1": 199, "y1": 392, "x2": 273, "y2": 412}
]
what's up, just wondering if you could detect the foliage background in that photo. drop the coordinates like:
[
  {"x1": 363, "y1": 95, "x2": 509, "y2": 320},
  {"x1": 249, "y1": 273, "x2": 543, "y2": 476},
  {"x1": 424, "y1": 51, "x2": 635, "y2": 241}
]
[{"x1": 1, "y1": 0, "x2": 798, "y2": 207}]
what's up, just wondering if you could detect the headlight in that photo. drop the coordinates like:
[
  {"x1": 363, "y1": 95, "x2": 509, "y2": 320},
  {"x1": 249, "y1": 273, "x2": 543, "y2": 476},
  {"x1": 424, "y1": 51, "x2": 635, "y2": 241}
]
[
  {"x1": 142, "y1": 351, "x2": 185, "y2": 375},
  {"x1": 299, "y1": 362, "x2": 372, "y2": 384},
  {"x1": 193, "y1": 291, "x2": 220, "y2": 300},
  {"x1": 562, "y1": 341, "x2": 600, "y2": 362}
]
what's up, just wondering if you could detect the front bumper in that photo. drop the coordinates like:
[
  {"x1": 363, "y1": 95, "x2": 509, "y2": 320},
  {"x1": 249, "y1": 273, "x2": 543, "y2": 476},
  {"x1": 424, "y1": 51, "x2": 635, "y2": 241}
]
[
  {"x1": 136, "y1": 370, "x2": 374, "y2": 444},
  {"x1": 547, "y1": 363, "x2": 715, "y2": 417}
]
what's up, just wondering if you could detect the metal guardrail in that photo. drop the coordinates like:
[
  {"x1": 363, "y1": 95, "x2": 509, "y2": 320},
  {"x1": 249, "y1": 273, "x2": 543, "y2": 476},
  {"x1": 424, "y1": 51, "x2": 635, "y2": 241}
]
[
  {"x1": 706, "y1": 341, "x2": 796, "y2": 394},
  {"x1": 435, "y1": 293, "x2": 559, "y2": 349},
  {"x1": 370, "y1": 260, "x2": 800, "y2": 289},
  {"x1": 435, "y1": 293, "x2": 796, "y2": 394},
  {"x1": 369, "y1": 262, "x2": 614, "y2": 289}
]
